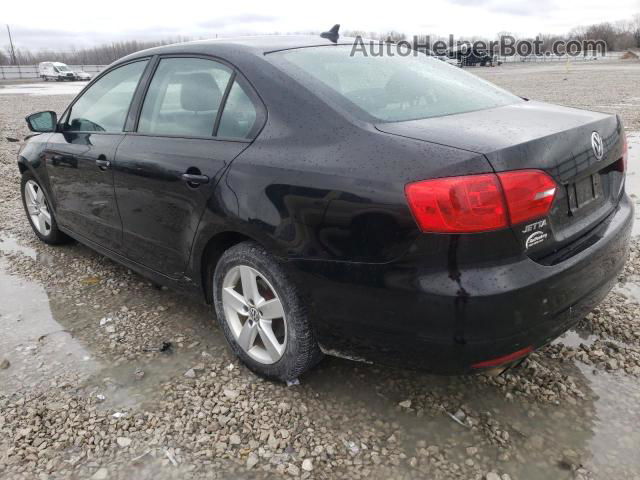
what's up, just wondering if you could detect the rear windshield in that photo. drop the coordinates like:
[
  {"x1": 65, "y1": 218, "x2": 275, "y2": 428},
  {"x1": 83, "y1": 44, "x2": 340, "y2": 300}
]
[{"x1": 271, "y1": 45, "x2": 522, "y2": 122}]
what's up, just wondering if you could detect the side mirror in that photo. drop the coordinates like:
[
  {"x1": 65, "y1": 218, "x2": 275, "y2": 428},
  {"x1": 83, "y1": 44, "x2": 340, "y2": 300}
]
[{"x1": 25, "y1": 111, "x2": 57, "y2": 133}]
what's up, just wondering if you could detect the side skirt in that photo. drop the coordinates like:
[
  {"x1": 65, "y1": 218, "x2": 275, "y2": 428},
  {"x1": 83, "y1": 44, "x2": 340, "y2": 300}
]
[{"x1": 58, "y1": 225, "x2": 204, "y2": 301}]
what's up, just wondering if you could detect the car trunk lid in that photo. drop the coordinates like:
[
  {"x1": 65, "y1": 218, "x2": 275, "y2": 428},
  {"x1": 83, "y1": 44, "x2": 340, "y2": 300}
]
[{"x1": 376, "y1": 101, "x2": 626, "y2": 262}]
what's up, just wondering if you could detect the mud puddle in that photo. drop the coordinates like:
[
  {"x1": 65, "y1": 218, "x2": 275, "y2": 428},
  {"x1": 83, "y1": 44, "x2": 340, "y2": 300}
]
[
  {"x1": 554, "y1": 328, "x2": 599, "y2": 348},
  {"x1": 0, "y1": 233, "x2": 224, "y2": 409},
  {"x1": 0, "y1": 261, "x2": 100, "y2": 395},
  {"x1": 307, "y1": 353, "x2": 640, "y2": 479},
  {"x1": 0, "y1": 235, "x2": 98, "y2": 395}
]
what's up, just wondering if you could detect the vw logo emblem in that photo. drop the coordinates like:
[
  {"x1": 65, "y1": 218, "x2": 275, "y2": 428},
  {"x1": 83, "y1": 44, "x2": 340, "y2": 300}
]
[
  {"x1": 248, "y1": 307, "x2": 260, "y2": 322},
  {"x1": 591, "y1": 131, "x2": 604, "y2": 160}
]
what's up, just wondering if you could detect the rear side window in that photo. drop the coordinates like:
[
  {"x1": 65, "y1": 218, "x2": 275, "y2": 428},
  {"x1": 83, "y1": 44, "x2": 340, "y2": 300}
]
[
  {"x1": 66, "y1": 60, "x2": 148, "y2": 132},
  {"x1": 138, "y1": 58, "x2": 232, "y2": 137},
  {"x1": 217, "y1": 81, "x2": 258, "y2": 139}
]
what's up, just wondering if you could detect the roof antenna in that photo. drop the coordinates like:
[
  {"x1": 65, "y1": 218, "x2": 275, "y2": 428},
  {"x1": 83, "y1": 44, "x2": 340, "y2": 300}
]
[{"x1": 320, "y1": 24, "x2": 340, "y2": 43}]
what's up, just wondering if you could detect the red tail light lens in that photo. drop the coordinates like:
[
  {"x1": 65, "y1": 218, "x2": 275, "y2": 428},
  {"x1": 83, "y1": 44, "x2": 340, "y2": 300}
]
[
  {"x1": 405, "y1": 170, "x2": 556, "y2": 233},
  {"x1": 497, "y1": 170, "x2": 556, "y2": 225},
  {"x1": 405, "y1": 174, "x2": 507, "y2": 233}
]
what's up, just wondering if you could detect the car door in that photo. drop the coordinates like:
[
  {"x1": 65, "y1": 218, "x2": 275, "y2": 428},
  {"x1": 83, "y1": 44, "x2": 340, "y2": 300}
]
[
  {"x1": 112, "y1": 56, "x2": 264, "y2": 278},
  {"x1": 44, "y1": 59, "x2": 149, "y2": 251}
]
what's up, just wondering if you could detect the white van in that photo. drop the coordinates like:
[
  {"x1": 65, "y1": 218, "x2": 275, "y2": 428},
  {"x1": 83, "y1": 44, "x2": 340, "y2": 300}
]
[{"x1": 38, "y1": 62, "x2": 91, "y2": 81}]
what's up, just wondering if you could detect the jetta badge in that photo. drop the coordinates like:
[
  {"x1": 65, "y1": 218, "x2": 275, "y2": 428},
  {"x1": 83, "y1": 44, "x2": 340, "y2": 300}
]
[{"x1": 591, "y1": 131, "x2": 604, "y2": 160}]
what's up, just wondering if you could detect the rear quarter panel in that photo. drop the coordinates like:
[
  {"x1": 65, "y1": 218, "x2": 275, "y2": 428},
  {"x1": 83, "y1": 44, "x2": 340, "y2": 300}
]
[{"x1": 223, "y1": 123, "x2": 493, "y2": 263}]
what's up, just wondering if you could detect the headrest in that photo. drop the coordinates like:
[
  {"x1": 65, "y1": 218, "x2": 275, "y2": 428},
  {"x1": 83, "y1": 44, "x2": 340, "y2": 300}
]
[
  {"x1": 384, "y1": 70, "x2": 426, "y2": 104},
  {"x1": 179, "y1": 72, "x2": 222, "y2": 112}
]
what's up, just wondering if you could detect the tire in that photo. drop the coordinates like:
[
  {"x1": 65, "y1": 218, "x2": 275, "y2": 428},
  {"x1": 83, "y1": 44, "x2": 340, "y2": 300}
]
[
  {"x1": 213, "y1": 241, "x2": 323, "y2": 381},
  {"x1": 20, "y1": 172, "x2": 70, "y2": 245}
]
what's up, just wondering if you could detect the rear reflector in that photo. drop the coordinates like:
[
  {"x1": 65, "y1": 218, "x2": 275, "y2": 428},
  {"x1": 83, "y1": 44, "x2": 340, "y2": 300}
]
[
  {"x1": 471, "y1": 346, "x2": 533, "y2": 369},
  {"x1": 405, "y1": 170, "x2": 556, "y2": 233}
]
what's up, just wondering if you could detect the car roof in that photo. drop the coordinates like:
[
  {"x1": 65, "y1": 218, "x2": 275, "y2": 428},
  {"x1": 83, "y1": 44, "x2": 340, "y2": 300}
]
[{"x1": 118, "y1": 35, "x2": 358, "y2": 63}]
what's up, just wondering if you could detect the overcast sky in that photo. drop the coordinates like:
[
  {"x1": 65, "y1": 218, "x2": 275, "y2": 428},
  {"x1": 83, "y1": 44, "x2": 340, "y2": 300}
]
[{"x1": 3, "y1": 0, "x2": 639, "y2": 51}]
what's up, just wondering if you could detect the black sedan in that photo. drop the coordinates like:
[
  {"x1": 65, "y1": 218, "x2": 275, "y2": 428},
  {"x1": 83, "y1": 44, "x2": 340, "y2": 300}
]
[{"x1": 18, "y1": 33, "x2": 632, "y2": 381}]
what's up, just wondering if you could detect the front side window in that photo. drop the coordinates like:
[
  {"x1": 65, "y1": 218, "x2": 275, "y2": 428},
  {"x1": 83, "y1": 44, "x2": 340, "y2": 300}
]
[
  {"x1": 271, "y1": 45, "x2": 522, "y2": 122},
  {"x1": 138, "y1": 58, "x2": 232, "y2": 137},
  {"x1": 217, "y1": 80, "x2": 258, "y2": 139},
  {"x1": 66, "y1": 60, "x2": 148, "y2": 132}
]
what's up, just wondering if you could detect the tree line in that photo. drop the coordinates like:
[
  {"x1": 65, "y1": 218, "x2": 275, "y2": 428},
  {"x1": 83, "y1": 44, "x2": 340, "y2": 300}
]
[
  {"x1": 2, "y1": 15, "x2": 639, "y2": 66},
  {"x1": 0, "y1": 38, "x2": 191, "y2": 66}
]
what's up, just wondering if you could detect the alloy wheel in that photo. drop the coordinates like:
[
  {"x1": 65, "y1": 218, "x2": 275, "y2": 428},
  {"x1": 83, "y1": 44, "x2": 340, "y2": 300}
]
[
  {"x1": 221, "y1": 265, "x2": 287, "y2": 364},
  {"x1": 24, "y1": 180, "x2": 52, "y2": 236}
]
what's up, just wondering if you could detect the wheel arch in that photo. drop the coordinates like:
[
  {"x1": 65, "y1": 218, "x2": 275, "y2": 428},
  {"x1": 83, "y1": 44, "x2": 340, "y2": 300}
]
[{"x1": 199, "y1": 230, "x2": 261, "y2": 303}]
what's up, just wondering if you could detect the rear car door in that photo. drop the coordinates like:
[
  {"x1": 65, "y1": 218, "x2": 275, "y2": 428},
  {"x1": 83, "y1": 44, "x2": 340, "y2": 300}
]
[
  {"x1": 113, "y1": 55, "x2": 264, "y2": 278},
  {"x1": 45, "y1": 59, "x2": 149, "y2": 251}
]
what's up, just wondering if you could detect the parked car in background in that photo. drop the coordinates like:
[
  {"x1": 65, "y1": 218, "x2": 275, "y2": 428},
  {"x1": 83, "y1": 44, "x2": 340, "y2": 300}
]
[
  {"x1": 448, "y1": 44, "x2": 494, "y2": 66},
  {"x1": 425, "y1": 49, "x2": 461, "y2": 67},
  {"x1": 19, "y1": 34, "x2": 632, "y2": 381},
  {"x1": 74, "y1": 70, "x2": 92, "y2": 81},
  {"x1": 38, "y1": 62, "x2": 91, "y2": 81}
]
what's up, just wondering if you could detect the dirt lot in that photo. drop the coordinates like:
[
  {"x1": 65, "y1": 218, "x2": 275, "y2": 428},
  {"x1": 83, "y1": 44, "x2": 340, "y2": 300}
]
[
  {"x1": 475, "y1": 61, "x2": 640, "y2": 131},
  {"x1": 1, "y1": 61, "x2": 640, "y2": 480}
]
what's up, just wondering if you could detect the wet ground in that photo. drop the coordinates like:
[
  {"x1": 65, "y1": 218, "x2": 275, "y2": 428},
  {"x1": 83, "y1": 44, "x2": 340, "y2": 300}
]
[
  {"x1": 2, "y1": 62, "x2": 640, "y2": 480},
  {"x1": 2, "y1": 229, "x2": 640, "y2": 480}
]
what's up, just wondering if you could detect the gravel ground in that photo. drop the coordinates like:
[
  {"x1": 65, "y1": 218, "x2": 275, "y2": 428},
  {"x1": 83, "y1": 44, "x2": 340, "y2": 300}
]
[
  {"x1": 1, "y1": 62, "x2": 640, "y2": 480},
  {"x1": 474, "y1": 60, "x2": 640, "y2": 131}
]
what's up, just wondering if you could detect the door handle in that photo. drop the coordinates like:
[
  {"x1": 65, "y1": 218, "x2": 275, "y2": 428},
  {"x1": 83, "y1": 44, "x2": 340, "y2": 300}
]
[
  {"x1": 96, "y1": 158, "x2": 111, "y2": 170},
  {"x1": 181, "y1": 173, "x2": 210, "y2": 185}
]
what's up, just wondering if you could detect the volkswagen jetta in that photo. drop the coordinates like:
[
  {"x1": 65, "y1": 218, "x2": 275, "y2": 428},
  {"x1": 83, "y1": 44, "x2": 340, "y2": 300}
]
[{"x1": 18, "y1": 34, "x2": 632, "y2": 380}]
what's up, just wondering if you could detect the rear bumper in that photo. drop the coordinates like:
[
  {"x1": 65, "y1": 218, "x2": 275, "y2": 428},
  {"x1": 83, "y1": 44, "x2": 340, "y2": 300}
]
[{"x1": 288, "y1": 194, "x2": 633, "y2": 373}]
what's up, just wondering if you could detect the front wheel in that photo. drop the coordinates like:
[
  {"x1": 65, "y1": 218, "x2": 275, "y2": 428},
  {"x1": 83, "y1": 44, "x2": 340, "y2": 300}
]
[
  {"x1": 213, "y1": 241, "x2": 323, "y2": 381},
  {"x1": 21, "y1": 172, "x2": 70, "y2": 245}
]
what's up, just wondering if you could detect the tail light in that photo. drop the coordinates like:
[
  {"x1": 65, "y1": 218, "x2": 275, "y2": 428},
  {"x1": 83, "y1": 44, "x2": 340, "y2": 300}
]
[
  {"x1": 497, "y1": 170, "x2": 557, "y2": 225},
  {"x1": 612, "y1": 131, "x2": 628, "y2": 173},
  {"x1": 405, "y1": 170, "x2": 556, "y2": 233},
  {"x1": 621, "y1": 131, "x2": 628, "y2": 172},
  {"x1": 404, "y1": 174, "x2": 506, "y2": 233}
]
